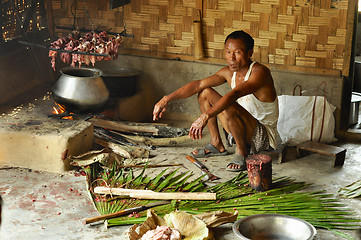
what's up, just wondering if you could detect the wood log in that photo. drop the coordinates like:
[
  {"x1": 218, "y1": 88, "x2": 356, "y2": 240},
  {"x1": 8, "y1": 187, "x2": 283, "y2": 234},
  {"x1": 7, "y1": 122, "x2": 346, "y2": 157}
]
[
  {"x1": 88, "y1": 118, "x2": 188, "y2": 138},
  {"x1": 246, "y1": 154, "x2": 272, "y2": 192},
  {"x1": 113, "y1": 132, "x2": 192, "y2": 146},
  {"x1": 94, "y1": 186, "x2": 217, "y2": 200},
  {"x1": 89, "y1": 118, "x2": 158, "y2": 135}
]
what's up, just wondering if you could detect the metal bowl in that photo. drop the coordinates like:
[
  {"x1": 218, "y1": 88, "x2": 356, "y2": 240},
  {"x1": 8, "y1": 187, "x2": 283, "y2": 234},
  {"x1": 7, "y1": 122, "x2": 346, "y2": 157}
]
[{"x1": 233, "y1": 214, "x2": 317, "y2": 240}]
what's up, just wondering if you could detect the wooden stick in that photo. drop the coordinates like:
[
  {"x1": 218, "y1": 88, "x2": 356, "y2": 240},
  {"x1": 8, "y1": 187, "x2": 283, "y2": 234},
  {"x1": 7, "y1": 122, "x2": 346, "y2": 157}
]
[
  {"x1": 18, "y1": 41, "x2": 110, "y2": 57},
  {"x1": 118, "y1": 164, "x2": 184, "y2": 168},
  {"x1": 94, "y1": 186, "x2": 217, "y2": 200},
  {"x1": 85, "y1": 208, "x2": 137, "y2": 224},
  {"x1": 84, "y1": 200, "x2": 170, "y2": 224}
]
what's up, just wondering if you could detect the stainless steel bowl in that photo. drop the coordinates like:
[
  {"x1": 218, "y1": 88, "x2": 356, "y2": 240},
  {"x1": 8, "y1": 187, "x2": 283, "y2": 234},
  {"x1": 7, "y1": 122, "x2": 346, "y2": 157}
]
[{"x1": 233, "y1": 214, "x2": 317, "y2": 240}]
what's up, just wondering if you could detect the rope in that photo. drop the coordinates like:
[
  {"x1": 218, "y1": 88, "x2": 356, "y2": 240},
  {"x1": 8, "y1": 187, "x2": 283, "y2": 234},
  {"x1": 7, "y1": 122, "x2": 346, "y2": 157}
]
[
  {"x1": 293, "y1": 84, "x2": 302, "y2": 96},
  {"x1": 310, "y1": 81, "x2": 327, "y2": 142}
]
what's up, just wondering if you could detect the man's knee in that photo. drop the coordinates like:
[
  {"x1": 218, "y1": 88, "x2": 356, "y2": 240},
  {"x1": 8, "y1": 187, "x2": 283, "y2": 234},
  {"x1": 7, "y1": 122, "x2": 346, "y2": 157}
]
[
  {"x1": 197, "y1": 88, "x2": 217, "y2": 104},
  {"x1": 198, "y1": 87, "x2": 214, "y2": 99}
]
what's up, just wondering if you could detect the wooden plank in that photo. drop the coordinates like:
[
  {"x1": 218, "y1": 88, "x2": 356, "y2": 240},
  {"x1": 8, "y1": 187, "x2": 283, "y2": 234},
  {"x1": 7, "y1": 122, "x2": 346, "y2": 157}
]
[
  {"x1": 296, "y1": 141, "x2": 345, "y2": 156},
  {"x1": 296, "y1": 141, "x2": 346, "y2": 166}
]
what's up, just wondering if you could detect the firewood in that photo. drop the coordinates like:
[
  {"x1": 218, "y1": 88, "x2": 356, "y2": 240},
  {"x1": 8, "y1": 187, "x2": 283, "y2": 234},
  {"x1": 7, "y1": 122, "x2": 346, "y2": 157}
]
[
  {"x1": 88, "y1": 118, "x2": 188, "y2": 137},
  {"x1": 112, "y1": 131, "x2": 192, "y2": 146},
  {"x1": 94, "y1": 137, "x2": 149, "y2": 159},
  {"x1": 89, "y1": 118, "x2": 157, "y2": 135}
]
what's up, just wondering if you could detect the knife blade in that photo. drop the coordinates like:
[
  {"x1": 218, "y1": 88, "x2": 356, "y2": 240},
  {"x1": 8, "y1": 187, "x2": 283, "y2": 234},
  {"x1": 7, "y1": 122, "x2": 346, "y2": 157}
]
[
  {"x1": 186, "y1": 155, "x2": 221, "y2": 181},
  {"x1": 84, "y1": 200, "x2": 171, "y2": 224}
]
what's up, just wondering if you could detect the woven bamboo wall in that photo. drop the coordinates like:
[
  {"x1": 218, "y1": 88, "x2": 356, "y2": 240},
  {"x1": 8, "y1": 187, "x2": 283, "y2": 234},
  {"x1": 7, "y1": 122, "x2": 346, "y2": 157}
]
[{"x1": 50, "y1": 0, "x2": 354, "y2": 76}]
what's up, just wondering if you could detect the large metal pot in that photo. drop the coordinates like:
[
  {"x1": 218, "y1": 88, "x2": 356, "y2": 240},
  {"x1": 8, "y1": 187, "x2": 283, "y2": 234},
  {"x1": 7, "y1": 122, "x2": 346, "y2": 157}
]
[
  {"x1": 52, "y1": 67, "x2": 109, "y2": 113},
  {"x1": 101, "y1": 68, "x2": 139, "y2": 98}
]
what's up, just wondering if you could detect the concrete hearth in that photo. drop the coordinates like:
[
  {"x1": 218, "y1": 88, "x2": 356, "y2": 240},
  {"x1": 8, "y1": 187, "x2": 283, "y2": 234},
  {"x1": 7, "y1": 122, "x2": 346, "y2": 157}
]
[{"x1": 0, "y1": 93, "x2": 94, "y2": 173}]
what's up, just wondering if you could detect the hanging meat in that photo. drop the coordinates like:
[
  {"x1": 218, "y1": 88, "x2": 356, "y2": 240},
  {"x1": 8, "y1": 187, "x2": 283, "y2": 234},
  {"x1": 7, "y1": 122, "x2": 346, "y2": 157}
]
[{"x1": 49, "y1": 30, "x2": 122, "y2": 71}]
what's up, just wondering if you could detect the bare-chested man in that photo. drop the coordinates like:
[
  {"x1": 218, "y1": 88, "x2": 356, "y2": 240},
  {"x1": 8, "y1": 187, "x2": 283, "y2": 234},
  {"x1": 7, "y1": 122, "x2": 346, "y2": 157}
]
[{"x1": 153, "y1": 30, "x2": 280, "y2": 172}]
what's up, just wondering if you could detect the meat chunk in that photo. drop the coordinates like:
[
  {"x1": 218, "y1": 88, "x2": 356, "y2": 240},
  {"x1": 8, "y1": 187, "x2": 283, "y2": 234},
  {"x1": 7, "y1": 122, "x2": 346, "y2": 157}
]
[
  {"x1": 140, "y1": 226, "x2": 182, "y2": 240},
  {"x1": 49, "y1": 31, "x2": 123, "y2": 71}
]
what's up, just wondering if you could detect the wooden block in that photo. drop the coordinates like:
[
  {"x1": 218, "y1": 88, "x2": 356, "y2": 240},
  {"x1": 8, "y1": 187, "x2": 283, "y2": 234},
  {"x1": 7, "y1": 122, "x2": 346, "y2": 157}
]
[
  {"x1": 296, "y1": 141, "x2": 346, "y2": 167},
  {"x1": 246, "y1": 154, "x2": 272, "y2": 192}
]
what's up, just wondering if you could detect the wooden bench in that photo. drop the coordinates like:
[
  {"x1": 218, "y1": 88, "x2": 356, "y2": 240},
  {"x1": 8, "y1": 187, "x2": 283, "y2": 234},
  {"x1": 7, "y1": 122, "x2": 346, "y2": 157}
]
[{"x1": 295, "y1": 141, "x2": 346, "y2": 167}]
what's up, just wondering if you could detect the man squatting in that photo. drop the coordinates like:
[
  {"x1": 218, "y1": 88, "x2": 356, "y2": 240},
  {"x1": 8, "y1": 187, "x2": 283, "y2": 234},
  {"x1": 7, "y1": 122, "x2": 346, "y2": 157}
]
[{"x1": 152, "y1": 30, "x2": 280, "y2": 172}]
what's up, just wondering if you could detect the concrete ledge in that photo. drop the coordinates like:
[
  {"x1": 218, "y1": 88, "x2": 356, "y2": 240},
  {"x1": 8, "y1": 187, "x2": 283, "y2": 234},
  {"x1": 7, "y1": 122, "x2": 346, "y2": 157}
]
[
  {"x1": 0, "y1": 94, "x2": 94, "y2": 173},
  {"x1": 0, "y1": 120, "x2": 93, "y2": 173}
]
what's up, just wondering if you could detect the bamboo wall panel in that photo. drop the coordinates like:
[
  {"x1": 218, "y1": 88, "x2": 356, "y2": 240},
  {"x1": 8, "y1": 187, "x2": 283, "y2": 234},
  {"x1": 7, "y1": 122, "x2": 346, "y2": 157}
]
[{"x1": 50, "y1": 0, "x2": 353, "y2": 76}]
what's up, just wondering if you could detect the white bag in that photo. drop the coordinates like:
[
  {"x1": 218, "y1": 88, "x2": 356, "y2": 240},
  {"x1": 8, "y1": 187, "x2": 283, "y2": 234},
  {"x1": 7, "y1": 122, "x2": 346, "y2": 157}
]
[{"x1": 277, "y1": 95, "x2": 336, "y2": 146}]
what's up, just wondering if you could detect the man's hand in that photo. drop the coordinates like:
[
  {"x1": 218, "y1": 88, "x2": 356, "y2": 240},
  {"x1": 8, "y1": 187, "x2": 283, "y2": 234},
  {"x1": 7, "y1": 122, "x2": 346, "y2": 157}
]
[
  {"x1": 189, "y1": 113, "x2": 209, "y2": 140},
  {"x1": 153, "y1": 96, "x2": 169, "y2": 121}
]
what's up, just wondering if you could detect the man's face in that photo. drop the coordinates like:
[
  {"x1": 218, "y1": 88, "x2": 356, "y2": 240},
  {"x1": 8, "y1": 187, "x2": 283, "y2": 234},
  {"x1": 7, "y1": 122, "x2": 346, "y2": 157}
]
[{"x1": 224, "y1": 38, "x2": 253, "y2": 71}]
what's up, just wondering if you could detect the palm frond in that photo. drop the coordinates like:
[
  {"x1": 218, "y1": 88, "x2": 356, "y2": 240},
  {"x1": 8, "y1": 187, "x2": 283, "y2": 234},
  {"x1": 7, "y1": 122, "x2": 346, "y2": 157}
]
[
  {"x1": 85, "y1": 164, "x2": 360, "y2": 238},
  {"x1": 339, "y1": 180, "x2": 361, "y2": 198}
]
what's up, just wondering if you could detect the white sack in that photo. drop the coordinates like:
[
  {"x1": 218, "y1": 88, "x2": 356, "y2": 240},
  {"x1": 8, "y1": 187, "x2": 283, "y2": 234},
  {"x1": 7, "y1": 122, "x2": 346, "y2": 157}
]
[{"x1": 277, "y1": 95, "x2": 336, "y2": 146}]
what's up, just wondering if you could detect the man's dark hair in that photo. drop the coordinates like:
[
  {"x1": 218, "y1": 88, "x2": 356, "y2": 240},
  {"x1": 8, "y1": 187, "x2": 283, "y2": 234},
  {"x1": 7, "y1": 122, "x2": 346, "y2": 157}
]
[{"x1": 224, "y1": 30, "x2": 254, "y2": 51}]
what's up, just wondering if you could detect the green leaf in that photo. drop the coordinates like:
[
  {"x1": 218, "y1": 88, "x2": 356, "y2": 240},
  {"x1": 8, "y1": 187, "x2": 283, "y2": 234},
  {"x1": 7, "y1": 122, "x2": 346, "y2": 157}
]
[{"x1": 155, "y1": 169, "x2": 179, "y2": 192}]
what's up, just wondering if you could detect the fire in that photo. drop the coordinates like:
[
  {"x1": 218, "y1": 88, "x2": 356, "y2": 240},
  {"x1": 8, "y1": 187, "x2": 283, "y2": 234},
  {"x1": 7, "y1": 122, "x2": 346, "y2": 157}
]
[
  {"x1": 52, "y1": 103, "x2": 73, "y2": 120},
  {"x1": 52, "y1": 103, "x2": 66, "y2": 115}
]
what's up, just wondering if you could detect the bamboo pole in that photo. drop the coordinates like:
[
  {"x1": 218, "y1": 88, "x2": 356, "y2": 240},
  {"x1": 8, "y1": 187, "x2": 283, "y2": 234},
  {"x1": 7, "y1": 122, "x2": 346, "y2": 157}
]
[
  {"x1": 194, "y1": 20, "x2": 204, "y2": 60},
  {"x1": 94, "y1": 186, "x2": 217, "y2": 200}
]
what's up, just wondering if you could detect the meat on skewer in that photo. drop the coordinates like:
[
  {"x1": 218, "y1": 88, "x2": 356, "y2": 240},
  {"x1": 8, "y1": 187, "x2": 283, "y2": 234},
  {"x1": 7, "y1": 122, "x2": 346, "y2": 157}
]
[{"x1": 49, "y1": 30, "x2": 122, "y2": 71}]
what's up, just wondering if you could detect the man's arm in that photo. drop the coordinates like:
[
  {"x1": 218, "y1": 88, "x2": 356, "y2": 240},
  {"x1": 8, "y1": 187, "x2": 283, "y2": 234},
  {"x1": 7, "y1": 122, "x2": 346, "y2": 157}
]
[
  {"x1": 153, "y1": 68, "x2": 228, "y2": 121},
  {"x1": 205, "y1": 64, "x2": 273, "y2": 119},
  {"x1": 189, "y1": 64, "x2": 273, "y2": 139}
]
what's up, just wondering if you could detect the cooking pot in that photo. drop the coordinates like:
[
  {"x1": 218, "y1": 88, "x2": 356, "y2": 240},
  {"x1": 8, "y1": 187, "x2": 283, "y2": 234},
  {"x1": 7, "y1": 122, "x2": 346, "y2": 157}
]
[
  {"x1": 101, "y1": 68, "x2": 139, "y2": 98},
  {"x1": 52, "y1": 67, "x2": 109, "y2": 113}
]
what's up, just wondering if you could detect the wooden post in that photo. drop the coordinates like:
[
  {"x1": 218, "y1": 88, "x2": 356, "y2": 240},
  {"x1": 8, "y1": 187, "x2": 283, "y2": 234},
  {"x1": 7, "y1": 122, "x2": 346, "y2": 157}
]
[
  {"x1": 45, "y1": 0, "x2": 55, "y2": 38},
  {"x1": 246, "y1": 154, "x2": 272, "y2": 192}
]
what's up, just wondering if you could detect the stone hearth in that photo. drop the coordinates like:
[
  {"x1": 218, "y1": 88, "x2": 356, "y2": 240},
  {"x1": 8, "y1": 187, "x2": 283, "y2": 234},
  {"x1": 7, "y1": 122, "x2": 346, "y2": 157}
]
[{"x1": 0, "y1": 93, "x2": 93, "y2": 173}]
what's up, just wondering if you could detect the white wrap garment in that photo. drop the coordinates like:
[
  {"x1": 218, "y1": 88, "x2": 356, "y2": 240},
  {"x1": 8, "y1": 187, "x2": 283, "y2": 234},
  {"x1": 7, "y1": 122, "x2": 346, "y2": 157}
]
[{"x1": 231, "y1": 61, "x2": 280, "y2": 149}]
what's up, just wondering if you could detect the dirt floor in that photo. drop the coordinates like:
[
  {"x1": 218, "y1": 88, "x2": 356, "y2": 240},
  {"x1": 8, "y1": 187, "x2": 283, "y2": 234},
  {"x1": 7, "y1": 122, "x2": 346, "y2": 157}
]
[{"x1": 0, "y1": 122, "x2": 361, "y2": 240}]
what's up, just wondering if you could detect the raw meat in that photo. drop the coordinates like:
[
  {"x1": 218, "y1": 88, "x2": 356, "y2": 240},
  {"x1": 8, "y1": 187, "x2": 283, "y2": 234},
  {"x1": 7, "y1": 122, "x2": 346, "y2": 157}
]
[
  {"x1": 49, "y1": 30, "x2": 122, "y2": 71},
  {"x1": 140, "y1": 226, "x2": 181, "y2": 240}
]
